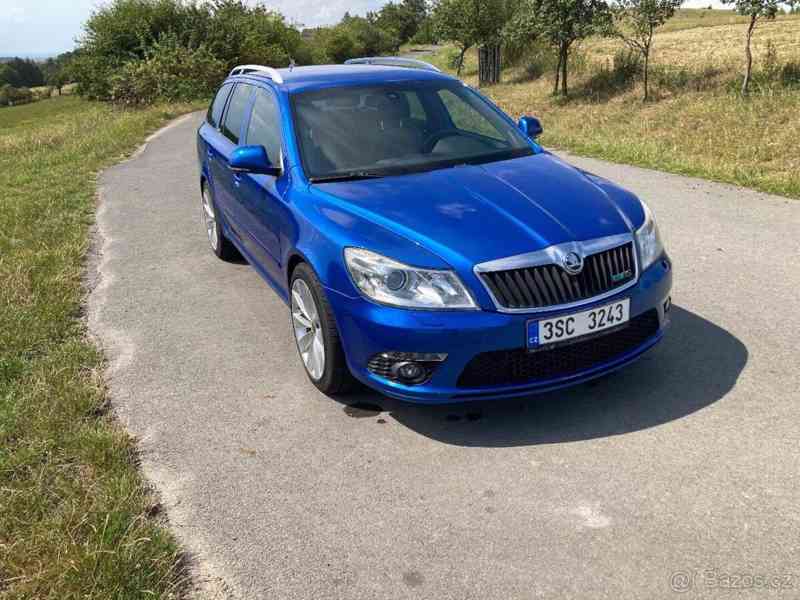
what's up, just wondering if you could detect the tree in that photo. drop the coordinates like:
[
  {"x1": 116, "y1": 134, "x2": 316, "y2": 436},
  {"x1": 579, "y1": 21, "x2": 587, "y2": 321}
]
[
  {"x1": 72, "y1": 0, "x2": 311, "y2": 101},
  {"x1": 371, "y1": 0, "x2": 429, "y2": 45},
  {"x1": 42, "y1": 52, "x2": 76, "y2": 95},
  {"x1": 0, "y1": 65, "x2": 14, "y2": 88},
  {"x1": 721, "y1": 0, "x2": 796, "y2": 95},
  {"x1": 322, "y1": 28, "x2": 356, "y2": 63},
  {"x1": 506, "y1": 0, "x2": 610, "y2": 96},
  {"x1": 610, "y1": 0, "x2": 683, "y2": 101},
  {"x1": 432, "y1": 0, "x2": 516, "y2": 82},
  {"x1": 0, "y1": 57, "x2": 44, "y2": 88},
  {"x1": 308, "y1": 14, "x2": 399, "y2": 64},
  {"x1": 475, "y1": 0, "x2": 520, "y2": 85},
  {"x1": 432, "y1": 0, "x2": 481, "y2": 75}
]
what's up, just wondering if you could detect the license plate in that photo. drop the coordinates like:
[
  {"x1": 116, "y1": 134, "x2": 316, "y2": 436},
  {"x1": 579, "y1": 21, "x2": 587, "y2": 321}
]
[{"x1": 527, "y1": 299, "x2": 630, "y2": 350}]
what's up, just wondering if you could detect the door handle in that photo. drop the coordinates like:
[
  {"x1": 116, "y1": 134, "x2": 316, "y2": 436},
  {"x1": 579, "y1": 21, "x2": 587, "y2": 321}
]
[
  {"x1": 207, "y1": 149, "x2": 215, "y2": 161},
  {"x1": 232, "y1": 173, "x2": 242, "y2": 187}
]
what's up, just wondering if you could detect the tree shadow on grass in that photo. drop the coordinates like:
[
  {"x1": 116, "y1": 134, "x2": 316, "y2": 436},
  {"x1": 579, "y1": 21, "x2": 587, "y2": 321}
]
[{"x1": 341, "y1": 306, "x2": 747, "y2": 447}]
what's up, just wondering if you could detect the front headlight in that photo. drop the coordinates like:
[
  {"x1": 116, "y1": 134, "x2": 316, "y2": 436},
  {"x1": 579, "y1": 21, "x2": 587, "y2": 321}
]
[
  {"x1": 344, "y1": 248, "x2": 477, "y2": 310},
  {"x1": 635, "y1": 200, "x2": 664, "y2": 271}
]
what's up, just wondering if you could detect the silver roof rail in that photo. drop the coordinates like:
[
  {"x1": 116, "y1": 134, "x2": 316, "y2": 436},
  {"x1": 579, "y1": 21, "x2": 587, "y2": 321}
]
[
  {"x1": 229, "y1": 64, "x2": 284, "y2": 84},
  {"x1": 345, "y1": 57, "x2": 441, "y2": 73}
]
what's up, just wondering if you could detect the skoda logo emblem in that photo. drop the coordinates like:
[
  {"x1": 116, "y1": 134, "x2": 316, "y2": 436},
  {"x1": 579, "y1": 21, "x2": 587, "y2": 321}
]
[{"x1": 562, "y1": 251, "x2": 584, "y2": 275}]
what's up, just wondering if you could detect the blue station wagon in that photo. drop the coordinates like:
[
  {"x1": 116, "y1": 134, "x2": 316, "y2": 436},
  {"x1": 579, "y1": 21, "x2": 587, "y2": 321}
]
[{"x1": 196, "y1": 58, "x2": 672, "y2": 403}]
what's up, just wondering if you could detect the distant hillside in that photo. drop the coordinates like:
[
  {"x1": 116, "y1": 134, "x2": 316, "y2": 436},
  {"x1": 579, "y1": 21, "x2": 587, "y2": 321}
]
[{"x1": 1, "y1": 53, "x2": 58, "y2": 63}]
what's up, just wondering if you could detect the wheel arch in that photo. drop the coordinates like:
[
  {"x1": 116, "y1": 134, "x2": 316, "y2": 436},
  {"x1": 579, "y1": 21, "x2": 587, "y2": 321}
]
[{"x1": 286, "y1": 251, "x2": 308, "y2": 286}]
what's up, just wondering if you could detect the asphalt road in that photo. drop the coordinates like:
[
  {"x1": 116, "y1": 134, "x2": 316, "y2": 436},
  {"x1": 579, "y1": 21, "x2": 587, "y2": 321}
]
[{"x1": 89, "y1": 112, "x2": 800, "y2": 599}]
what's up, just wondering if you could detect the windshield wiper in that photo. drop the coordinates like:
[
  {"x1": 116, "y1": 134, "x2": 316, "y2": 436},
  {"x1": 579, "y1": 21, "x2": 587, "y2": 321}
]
[{"x1": 310, "y1": 171, "x2": 385, "y2": 183}]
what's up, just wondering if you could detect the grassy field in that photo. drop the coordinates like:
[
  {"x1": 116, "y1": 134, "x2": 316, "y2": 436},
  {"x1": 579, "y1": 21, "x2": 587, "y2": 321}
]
[
  {"x1": 0, "y1": 95, "x2": 201, "y2": 598},
  {"x1": 427, "y1": 10, "x2": 800, "y2": 198}
]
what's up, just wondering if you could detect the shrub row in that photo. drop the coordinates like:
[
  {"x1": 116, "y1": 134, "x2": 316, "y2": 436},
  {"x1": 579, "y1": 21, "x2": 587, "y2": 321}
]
[{"x1": 71, "y1": 0, "x2": 435, "y2": 105}]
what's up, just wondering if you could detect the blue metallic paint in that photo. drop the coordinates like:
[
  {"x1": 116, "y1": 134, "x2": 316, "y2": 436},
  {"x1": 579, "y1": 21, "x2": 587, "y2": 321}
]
[{"x1": 197, "y1": 65, "x2": 672, "y2": 403}]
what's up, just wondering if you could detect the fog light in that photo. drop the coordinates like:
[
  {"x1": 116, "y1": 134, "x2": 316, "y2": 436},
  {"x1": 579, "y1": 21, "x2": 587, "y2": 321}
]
[
  {"x1": 367, "y1": 352, "x2": 448, "y2": 386},
  {"x1": 393, "y1": 361, "x2": 426, "y2": 384}
]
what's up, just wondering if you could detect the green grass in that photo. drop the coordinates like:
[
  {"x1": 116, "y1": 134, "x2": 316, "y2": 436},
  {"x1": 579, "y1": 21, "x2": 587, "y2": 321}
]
[
  {"x1": 432, "y1": 13, "x2": 800, "y2": 199},
  {"x1": 0, "y1": 95, "x2": 203, "y2": 599}
]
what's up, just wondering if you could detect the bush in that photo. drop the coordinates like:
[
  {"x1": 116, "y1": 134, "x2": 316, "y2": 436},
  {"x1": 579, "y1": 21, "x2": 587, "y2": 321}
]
[
  {"x1": 109, "y1": 37, "x2": 225, "y2": 105},
  {"x1": 0, "y1": 85, "x2": 34, "y2": 106},
  {"x1": 0, "y1": 84, "x2": 12, "y2": 106},
  {"x1": 13, "y1": 87, "x2": 31, "y2": 105},
  {"x1": 580, "y1": 48, "x2": 640, "y2": 98},
  {"x1": 520, "y1": 42, "x2": 561, "y2": 81},
  {"x1": 747, "y1": 41, "x2": 800, "y2": 93},
  {"x1": 781, "y1": 61, "x2": 800, "y2": 87},
  {"x1": 653, "y1": 64, "x2": 722, "y2": 93},
  {"x1": 522, "y1": 51, "x2": 559, "y2": 82},
  {"x1": 749, "y1": 41, "x2": 800, "y2": 91},
  {"x1": 309, "y1": 16, "x2": 399, "y2": 64},
  {"x1": 73, "y1": 0, "x2": 309, "y2": 101},
  {"x1": 409, "y1": 19, "x2": 438, "y2": 45},
  {"x1": 441, "y1": 47, "x2": 464, "y2": 70}
]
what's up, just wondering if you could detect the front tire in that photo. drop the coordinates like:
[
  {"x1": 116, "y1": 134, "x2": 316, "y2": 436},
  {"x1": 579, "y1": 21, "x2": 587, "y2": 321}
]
[
  {"x1": 290, "y1": 263, "x2": 355, "y2": 395},
  {"x1": 201, "y1": 182, "x2": 239, "y2": 261}
]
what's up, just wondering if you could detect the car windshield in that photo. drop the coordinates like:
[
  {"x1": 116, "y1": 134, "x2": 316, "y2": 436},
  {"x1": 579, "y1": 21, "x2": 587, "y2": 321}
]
[{"x1": 291, "y1": 81, "x2": 534, "y2": 182}]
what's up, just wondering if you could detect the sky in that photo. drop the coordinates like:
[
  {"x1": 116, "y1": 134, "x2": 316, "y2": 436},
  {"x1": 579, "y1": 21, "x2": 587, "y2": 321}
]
[
  {"x1": 0, "y1": 0, "x2": 388, "y2": 56},
  {"x1": 1, "y1": 0, "x2": 726, "y2": 57}
]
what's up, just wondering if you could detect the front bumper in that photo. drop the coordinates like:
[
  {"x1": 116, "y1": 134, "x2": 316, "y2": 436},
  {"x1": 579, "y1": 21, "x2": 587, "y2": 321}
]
[{"x1": 327, "y1": 256, "x2": 672, "y2": 404}]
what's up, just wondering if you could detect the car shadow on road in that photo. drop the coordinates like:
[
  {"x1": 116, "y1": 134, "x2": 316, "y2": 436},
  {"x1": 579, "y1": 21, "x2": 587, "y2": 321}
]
[{"x1": 342, "y1": 306, "x2": 748, "y2": 447}]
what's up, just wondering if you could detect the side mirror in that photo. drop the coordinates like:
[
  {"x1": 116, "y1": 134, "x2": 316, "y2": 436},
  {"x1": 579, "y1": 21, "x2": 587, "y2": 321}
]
[
  {"x1": 518, "y1": 116, "x2": 543, "y2": 139},
  {"x1": 230, "y1": 145, "x2": 281, "y2": 176}
]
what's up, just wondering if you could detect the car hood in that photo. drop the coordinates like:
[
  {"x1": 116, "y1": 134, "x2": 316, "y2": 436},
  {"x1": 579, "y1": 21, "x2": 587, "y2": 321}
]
[{"x1": 312, "y1": 152, "x2": 645, "y2": 270}]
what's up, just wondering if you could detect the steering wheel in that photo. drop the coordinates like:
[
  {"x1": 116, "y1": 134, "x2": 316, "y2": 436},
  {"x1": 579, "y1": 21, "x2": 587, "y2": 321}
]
[{"x1": 422, "y1": 129, "x2": 463, "y2": 154}]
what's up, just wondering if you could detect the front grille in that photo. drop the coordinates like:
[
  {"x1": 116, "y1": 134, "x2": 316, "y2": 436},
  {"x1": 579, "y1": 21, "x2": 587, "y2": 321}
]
[
  {"x1": 456, "y1": 309, "x2": 659, "y2": 388},
  {"x1": 480, "y1": 242, "x2": 636, "y2": 310}
]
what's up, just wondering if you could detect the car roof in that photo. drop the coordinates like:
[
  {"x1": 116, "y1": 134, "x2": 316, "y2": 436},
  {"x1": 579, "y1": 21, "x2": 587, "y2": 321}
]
[{"x1": 230, "y1": 64, "x2": 456, "y2": 94}]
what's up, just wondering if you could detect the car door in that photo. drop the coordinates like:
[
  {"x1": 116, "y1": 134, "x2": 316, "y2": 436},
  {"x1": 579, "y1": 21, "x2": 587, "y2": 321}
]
[
  {"x1": 199, "y1": 82, "x2": 232, "y2": 168},
  {"x1": 201, "y1": 82, "x2": 232, "y2": 207},
  {"x1": 212, "y1": 82, "x2": 255, "y2": 243},
  {"x1": 234, "y1": 86, "x2": 287, "y2": 278}
]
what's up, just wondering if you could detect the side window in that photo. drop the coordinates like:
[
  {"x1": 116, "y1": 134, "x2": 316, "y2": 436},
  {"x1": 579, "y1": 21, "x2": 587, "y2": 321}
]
[
  {"x1": 222, "y1": 84, "x2": 253, "y2": 144},
  {"x1": 402, "y1": 91, "x2": 427, "y2": 121},
  {"x1": 207, "y1": 83, "x2": 232, "y2": 128},
  {"x1": 437, "y1": 89, "x2": 504, "y2": 141},
  {"x1": 246, "y1": 88, "x2": 283, "y2": 164}
]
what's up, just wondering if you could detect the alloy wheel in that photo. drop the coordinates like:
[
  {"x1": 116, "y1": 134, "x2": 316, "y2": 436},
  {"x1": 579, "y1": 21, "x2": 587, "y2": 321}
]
[
  {"x1": 201, "y1": 186, "x2": 218, "y2": 251},
  {"x1": 291, "y1": 278, "x2": 325, "y2": 380}
]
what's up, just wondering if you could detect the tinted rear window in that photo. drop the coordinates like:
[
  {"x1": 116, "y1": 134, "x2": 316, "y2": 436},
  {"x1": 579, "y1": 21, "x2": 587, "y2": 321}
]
[
  {"x1": 222, "y1": 84, "x2": 254, "y2": 144},
  {"x1": 207, "y1": 84, "x2": 232, "y2": 128}
]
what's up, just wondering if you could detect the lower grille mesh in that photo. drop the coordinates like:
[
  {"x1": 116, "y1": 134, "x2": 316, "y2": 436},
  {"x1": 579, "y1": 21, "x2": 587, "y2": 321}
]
[{"x1": 456, "y1": 310, "x2": 660, "y2": 388}]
